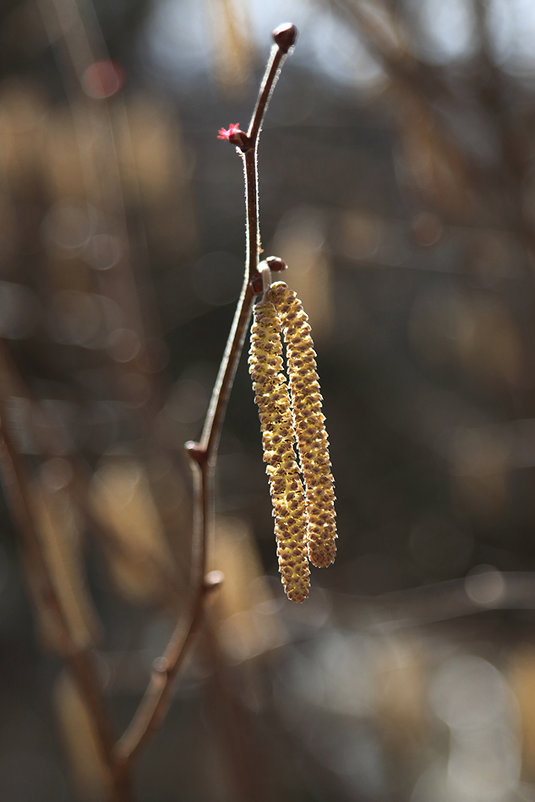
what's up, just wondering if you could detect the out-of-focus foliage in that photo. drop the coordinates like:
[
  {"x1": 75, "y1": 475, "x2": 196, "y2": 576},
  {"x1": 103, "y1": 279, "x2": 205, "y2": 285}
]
[{"x1": 2, "y1": 0, "x2": 535, "y2": 800}]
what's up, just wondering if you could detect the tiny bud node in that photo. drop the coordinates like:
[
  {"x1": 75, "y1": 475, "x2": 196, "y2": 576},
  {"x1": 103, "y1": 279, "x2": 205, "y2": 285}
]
[
  {"x1": 184, "y1": 441, "x2": 206, "y2": 466},
  {"x1": 153, "y1": 656, "x2": 169, "y2": 676},
  {"x1": 204, "y1": 570, "x2": 224, "y2": 591},
  {"x1": 265, "y1": 256, "x2": 287, "y2": 273}
]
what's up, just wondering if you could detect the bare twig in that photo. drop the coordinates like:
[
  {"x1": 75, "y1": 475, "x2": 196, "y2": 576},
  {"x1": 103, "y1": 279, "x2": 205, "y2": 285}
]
[{"x1": 115, "y1": 23, "x2": 297, "y2": 766}]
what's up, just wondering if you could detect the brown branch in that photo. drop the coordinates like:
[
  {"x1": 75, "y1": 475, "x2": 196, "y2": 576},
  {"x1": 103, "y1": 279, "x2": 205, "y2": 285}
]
[
  {"x1": 114, "y1": 460, "x2": 211, "y2": 765},
  {"x1": 248, "y1": 32, "x2": 289, "y2": 144},
  {"x1": 200, "y1": 623, "x2": 272, "y2": 802},
  {"x1": 114, "y1": 23, "x2": 298, "y2": 766},
  {"x1": 0, "y1": 413, "x2": 132, "y2": 802}
]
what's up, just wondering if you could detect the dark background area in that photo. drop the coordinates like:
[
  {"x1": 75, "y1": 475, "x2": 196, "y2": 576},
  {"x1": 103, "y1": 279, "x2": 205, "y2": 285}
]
[{"x1": 2, "y1": 0, "x2": 535, "y2": 800}]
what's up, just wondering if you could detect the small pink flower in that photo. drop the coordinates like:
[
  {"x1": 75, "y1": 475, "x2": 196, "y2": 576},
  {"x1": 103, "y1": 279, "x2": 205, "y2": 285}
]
[{"x1": 217, "y1": 122, "x2": 242, "y2": 140}]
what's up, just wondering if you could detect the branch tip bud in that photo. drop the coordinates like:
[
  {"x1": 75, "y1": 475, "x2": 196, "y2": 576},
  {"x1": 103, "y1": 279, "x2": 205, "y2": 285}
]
[{"x1": 272, "y1": 23, "x2": 298, "y2": 54}]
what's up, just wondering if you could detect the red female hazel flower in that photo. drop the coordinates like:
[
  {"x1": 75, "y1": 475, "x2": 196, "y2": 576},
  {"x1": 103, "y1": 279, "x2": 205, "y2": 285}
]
[
  {"x1": 217, "y1": 122, "x2": 242, "y2": 140},
  {"x1": 217, "y1": 122, "x2": 249, "y2": 151}
]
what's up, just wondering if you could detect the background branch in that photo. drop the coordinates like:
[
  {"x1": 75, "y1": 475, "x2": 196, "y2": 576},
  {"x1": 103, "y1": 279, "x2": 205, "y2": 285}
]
[{"x1": 0, "y1": 407, "x2": 132, "y2": 802}]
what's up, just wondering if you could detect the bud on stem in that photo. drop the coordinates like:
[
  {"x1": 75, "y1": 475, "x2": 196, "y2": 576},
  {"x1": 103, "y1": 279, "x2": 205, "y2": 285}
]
[{"x1": 272, "y1": 23, "x2": 298, "y2": 54}]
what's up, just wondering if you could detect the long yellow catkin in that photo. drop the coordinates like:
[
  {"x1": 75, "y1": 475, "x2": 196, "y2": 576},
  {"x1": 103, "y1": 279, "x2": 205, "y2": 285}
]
[
  {"x1": 267, "y1": 282, "x2": 337, "y2": 568},
  {"x1": 248, "y1": 299, "x2": 310, "y2": 602}
]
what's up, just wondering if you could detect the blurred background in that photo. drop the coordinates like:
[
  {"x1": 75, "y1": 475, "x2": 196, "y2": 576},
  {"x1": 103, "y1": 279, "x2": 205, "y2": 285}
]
[{"x1": 2, "y1": 0, "x2": 535, "y2": 800}]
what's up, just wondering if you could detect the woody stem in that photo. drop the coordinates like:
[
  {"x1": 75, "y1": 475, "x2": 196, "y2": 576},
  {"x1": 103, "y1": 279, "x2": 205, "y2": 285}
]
[{"x1": 115, "y1": 24, "x2": 297, "y2": 767}]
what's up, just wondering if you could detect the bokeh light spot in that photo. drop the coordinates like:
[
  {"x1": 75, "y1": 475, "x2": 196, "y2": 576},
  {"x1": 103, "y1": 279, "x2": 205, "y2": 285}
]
[
  {"x1": 82, "y1": 60, "x2": 125, "y2": 99},
  {"x1": 107, "y1": 328, "x2": 141, "y2": 363}
]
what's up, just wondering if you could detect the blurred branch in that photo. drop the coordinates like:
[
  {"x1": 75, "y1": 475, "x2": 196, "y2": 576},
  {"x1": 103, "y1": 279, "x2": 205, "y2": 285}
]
[
  {"x1": 471, "y1": 0, "x2": 535, "y2": 256},
  {"x1": 0, "y1": 394, "x2": 132, "y2": 802},
  {"x1": 38, "y1": 0, "x2": 167, "y2": 417},
  {"x1": 115, "y1": 23, "x2": 297, "y2": 767},
  {"x1": 332, "y1": 0, "x2": 452, "y2": 100},
  {"x1": 331, "y1": 0, "x2": 535, "y2": 272},
  {"x1": 200, "y1": 623, "x2": 271, "y2": 802},
  {"x1": 74, "y1": 478, "x2": 184, "y2": 610},
  {"x1": 0, "y1": 339, "x2": 182, "y2": 612},
  {"x1": 336, "y1": 570, "x2": 535, "y2": 636}
]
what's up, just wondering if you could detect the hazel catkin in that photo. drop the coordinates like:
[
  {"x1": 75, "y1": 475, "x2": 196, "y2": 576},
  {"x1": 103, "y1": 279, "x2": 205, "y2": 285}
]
[
  {"x1": 248, "y1": 299, "x2": 310, "y2": 602},
  {"x1": 267, "y1": 282, "x2": 337, "y2": 568}
]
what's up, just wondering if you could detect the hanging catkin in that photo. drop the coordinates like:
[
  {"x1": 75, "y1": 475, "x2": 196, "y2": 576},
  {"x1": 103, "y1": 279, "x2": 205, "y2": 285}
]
[
  {"x1": 248, "y1": 298, "x2": 310, "y2": 602},
  {"x1": 267, "y1": 282, "x2": 337, "y2": 568}
]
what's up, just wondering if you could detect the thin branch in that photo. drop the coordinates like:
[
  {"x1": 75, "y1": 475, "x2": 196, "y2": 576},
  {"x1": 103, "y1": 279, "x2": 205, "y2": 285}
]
[
  {"x1": 248, "y1": 43, "x2": 285, "y2": 144},
  {"x1": 115, "y1": 461, "x2": 211, "y2": 764},
  {"x1": 337, "y1": 571, "x2": 535, "y2": 633},
  {"x1": 200, "y1": 623, "x2": 272, "y2": 802},
  {"x1": 0, "y1": 413, "x2": 132, "y2": 802},
  {"x1": 201, "y1": 276, "x2": 256, "y2": 459},
  {"x1": 115, "y1": 23, "x2": 297, "y2": 766},
  {"x1": 245, "y1": 148, "x2": 261, "y2": 288}
]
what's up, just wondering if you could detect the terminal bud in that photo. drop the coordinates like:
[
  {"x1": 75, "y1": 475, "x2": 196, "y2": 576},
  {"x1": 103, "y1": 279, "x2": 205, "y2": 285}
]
[{"x1": 272, "y1": 23, "x2": 298, "y2": 54}]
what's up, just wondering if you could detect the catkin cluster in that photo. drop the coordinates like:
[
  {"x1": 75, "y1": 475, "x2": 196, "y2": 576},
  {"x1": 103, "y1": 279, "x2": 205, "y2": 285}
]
[
  {"x1": 248, "y1": 299, "x2": 310, "y2": 603},
  {"x1": 248, "y1": 281, "x2": 337, "y2": 601},
  {"x1": 268, "y1": 282, "x2": 337, "y2": 568}
]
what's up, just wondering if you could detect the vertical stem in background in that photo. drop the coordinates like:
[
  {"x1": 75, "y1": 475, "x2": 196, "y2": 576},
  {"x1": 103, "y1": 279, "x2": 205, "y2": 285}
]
[{"x1": 115, "y1": 23, "x2": 298, "y2": 767}]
